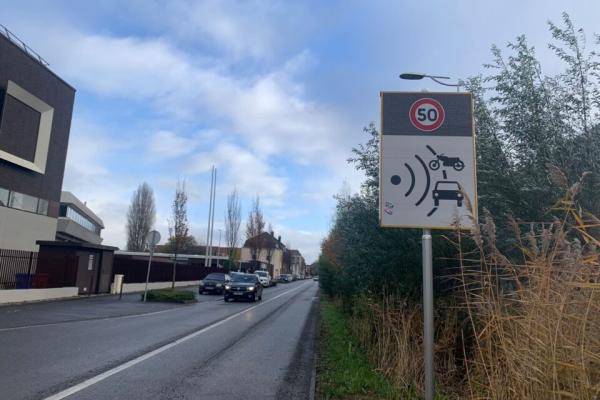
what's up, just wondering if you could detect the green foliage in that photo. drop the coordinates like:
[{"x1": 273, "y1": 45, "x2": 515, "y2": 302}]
[
  {"x1": 143, "y1": 289, "x2": 196, "y2": 303},
  {"x1": 320, "y1": 125, "x2": 457, "y2": 303},
  {"x1": 320, "y1": 13, "x2": 600, "y2": 304},
  {"x1": 318, "y1": 299, "x2": 407, "y2": 400},
  {"x1": 161, "y1": 235, "x2": 198, "y2": 254}
]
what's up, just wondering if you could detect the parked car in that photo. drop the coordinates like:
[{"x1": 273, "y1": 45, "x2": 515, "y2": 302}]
[
  {"x1": 279, "y1": 274, "x2": 293, "y2": 283},
  {"x1": 313, "y1": 276, "x2": 319, "y2": 281},
  {"x1": 199, "y1": 273, "x2": 231, "y2": 295},
  {"x1": 224, "y1": 273, "x2": 263, "y2": 302},
  {"x1": 254, "y1": 270, "x2": 271, "y2": 287}
]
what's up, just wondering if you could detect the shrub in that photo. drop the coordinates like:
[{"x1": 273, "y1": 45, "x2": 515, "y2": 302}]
[{"x1": 143, "y1": 289, "x2": 196, "y2": 303}]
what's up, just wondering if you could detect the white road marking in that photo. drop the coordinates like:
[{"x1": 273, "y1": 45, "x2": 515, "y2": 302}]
[{"x1": 43, "y1": 282, "x2": 311, "y2": 400}]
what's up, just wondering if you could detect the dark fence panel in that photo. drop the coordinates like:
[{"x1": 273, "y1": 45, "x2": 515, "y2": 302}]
[
  {"x1": 0, "y1": 249, "x2": 37, "y2": 289},
  {"x1": 35, "y1": 253, "x2": 78, "y2": 288},
  {"x1": 113, "y1": 255, "x2": 228, "y2": 284}
]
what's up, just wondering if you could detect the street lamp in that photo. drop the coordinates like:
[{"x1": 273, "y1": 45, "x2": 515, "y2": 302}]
[{"x1": 399, "y1": 72, "x2": 461, "y2": 92}]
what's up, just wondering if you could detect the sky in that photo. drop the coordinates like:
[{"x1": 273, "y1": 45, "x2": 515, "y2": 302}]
[{"x1": 3, "y1": 0, "x2": 600, "y2": 263}]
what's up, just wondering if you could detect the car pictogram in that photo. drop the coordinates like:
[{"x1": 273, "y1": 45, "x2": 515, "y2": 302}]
[{"x1": 432, "y1": 181, "x2": 463, "y2": 207}]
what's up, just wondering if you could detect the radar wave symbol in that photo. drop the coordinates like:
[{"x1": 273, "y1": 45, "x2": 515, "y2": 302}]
[{"x1": 390, "y1": 154, "x2": 431, "y2": 206}]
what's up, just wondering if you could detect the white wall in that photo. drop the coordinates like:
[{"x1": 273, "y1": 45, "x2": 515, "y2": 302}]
[
  {"x1": 0, "y1": 207, "x2": 57, "y2": 251},
  {"x1": 111, "y1": 280, "x2": 200, "y2": 294},
  {"x1": 0, "y1": 287, "x2": 78, "y2": 304}
]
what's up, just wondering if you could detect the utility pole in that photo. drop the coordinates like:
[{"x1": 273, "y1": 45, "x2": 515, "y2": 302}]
[{"x1": 205, "y1": 166, "x2": 217, "y2": 267}]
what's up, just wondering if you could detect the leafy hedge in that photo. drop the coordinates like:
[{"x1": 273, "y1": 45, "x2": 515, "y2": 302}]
[{"x1": 143, "y1": 289, "x2": 196, "y2": 303}]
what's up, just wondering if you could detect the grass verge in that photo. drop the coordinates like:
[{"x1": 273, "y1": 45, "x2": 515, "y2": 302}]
[
  {"x1": 318, "y1": 298, "x2": 411, "y2": 400},
  {"x1": 142, "y1": 289, "x2": 197, "y2": 303}
]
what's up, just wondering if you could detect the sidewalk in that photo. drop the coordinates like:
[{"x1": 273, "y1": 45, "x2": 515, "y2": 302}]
[{"x1": 0, "y1": 285, "x2": 205, "y2": 330}]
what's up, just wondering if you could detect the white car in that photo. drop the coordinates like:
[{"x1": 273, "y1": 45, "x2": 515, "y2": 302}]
[{"x1": 254, "y1": 270, "x2": 271, "y2": 287}]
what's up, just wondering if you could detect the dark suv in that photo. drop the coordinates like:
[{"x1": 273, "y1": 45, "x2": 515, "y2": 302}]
[
  {"x1": 224, "y1": 273, "x2": 263, "y2": 302},
  {"x1": 199, "y1": 273, "x2": 231, "y2": 295}
]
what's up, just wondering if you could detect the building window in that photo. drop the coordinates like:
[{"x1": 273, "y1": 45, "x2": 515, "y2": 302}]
[
  {"x1": 0, "y1": 186, "x2": 49, "y2": 216},
  {"x1": 0, "y1": 187, "x2": 8, "y2": 206},
  {"x1": 37, "y1": 199, "x2": 49, "y2": 215},
  {"x1": 65, "y1": 206, "x2": 100, "y2": 234},
  {"x1": 9, "y1": 191, "x2": 39, "y2": 213}
]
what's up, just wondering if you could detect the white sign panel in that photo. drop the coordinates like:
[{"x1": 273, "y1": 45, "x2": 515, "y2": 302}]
[{"x1": 380, "y1": 92, "x2": 477, "y2": 229}]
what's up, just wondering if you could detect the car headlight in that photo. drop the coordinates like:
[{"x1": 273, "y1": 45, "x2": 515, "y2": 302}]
[
  {"x1": 199, "y1": 281, "x2": 204, "y2": 286},
  {"x1": 216, "y1": 283, "x2": 222, "y2": 287},
  {"x1": 248, "y1": 286, "x2": 255, "y2": 291},
  {"x1": 225, "y1": 285, "x2": 231, "y2": 290}
]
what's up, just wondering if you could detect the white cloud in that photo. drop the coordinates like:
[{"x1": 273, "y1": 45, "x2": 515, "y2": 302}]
[
  {"x1": 273, "y1": 225, "x2": 324, "y2": 264},
  {"x1": 62, "y1": 117, "x2": 137, "y2": 248},
  {"x1": 186, "y1": 141, "x2": 288, "y2": 206}
]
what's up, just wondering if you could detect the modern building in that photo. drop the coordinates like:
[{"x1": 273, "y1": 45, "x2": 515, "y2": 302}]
[
  {"x1": 0, "y1": 26, "x2": 75, "y2": 251},
  {"x1": 56, "y1": 191, "x2": 104, "y2": 245}
]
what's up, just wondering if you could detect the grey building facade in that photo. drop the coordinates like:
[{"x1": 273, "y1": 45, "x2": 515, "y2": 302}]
[
  {"x1": 0, "y1": 27, "x2": 75, "y2": 251},
  {"x1": 56, "y1": 191, "x2": 104, "y2": 245}
]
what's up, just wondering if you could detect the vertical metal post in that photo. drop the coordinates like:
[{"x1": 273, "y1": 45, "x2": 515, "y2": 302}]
[
  {"x1": 205, "y1": 166, "x2": 215, "y2": 267},
  {"x1": 27, "y1": 252, "x2": 34, "y2": 288},
  {"x1": 143, "y1": 245, "x2": 155, "y2": 302},
  {"x1": 422, "y1": 228, "x2": 434, "y2": 400},
  {"x1": 207, "y1": 168, "x2": 217, "y2": 267}
]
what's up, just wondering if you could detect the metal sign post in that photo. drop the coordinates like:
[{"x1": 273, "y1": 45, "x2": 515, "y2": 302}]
[
  {"x1": 143, "y1": 230, "x2": 161, "y2": 302},
  {"x1": 380, "y1": 91, "x2": 477, "y2": 400},
  {"x1": 422, "y1": 228, "x2": 434, "y2": 400}
]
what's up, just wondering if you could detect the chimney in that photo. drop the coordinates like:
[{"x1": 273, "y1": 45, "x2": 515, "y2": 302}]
[{"x1": 277, "y1": 235, "x2": 281, "y2": 243}]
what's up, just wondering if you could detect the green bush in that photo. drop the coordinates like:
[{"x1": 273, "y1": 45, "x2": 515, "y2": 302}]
[{"x1": 143, "y1": 289, "x2": 196, "y2": 303}]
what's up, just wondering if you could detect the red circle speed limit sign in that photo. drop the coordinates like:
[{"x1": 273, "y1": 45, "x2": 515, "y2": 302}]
[{"x1": 409, "y1": 98, "x2": 445, "y2": 132}]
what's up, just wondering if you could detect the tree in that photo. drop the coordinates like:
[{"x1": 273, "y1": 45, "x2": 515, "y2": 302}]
[
  {"x1": 245, "y1": 196, "x2": 265, "y2": 270},
  {"x1": 224, "y1": 188, "x2": 242, "y2": 262},
  {"x1": 168, "y1": 179, "x2": 190, "y2": 288},
  {"x1": 162, "y1": 235, "x2": 198, "y2": 254},
  {"x1": 125, "y1": 183, "x2": 156, "y2": 251}
]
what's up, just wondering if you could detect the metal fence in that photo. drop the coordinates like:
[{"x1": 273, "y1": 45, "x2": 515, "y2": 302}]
[{"x1": 0, "y1": 249, "x2": 38, "y2": 289}]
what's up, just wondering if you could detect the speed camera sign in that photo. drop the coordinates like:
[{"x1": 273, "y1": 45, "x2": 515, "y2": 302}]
[{"x1": 380, "y1": 92, "x2": 477, "y2": 229}]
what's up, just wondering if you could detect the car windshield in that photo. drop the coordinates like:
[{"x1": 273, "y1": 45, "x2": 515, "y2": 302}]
[
  {"x1": 205, "y1": 273, "x2": 225, "y2": 281},
  {"x1": 435, "y1": 182, "x2": 460, "y2": 190},
  {"x1": 255, "y1": 271, "x2": 267, "y2": 277},
  {"x1": 231, "y1": 274, "x2": 255, "y2": 283}
]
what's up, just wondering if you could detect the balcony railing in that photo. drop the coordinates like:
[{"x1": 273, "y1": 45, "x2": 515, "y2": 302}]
[{"x1": 0, "y1": 24, "x2": 49, "y2": 67}]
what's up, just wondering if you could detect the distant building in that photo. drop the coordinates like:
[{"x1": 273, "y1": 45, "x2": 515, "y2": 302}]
[
  {"x1": 0, "y1": 26, "x2": 75, "y2": 251},
  {"x1": 289, "y1": 249, "x2": 306, "y2": 277},
  {"x1": 241, "y1": 232, "x2": 287, "y2": 278},
  {"x1": 241, "y1": 232, "x2": 307, "y2": 278},
  {"x1": 56, "y1": 191, "x2": 104, "y2": 244}
]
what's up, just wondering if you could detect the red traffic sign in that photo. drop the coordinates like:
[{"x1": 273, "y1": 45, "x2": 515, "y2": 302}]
[{"x1": 409, "y1": 98, "x2": 445, "y2": 132}]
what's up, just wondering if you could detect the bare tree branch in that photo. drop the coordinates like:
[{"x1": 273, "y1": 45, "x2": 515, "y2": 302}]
[
  {"x1": 126, "y1": 182, "x2": 156, "y2": 251},
  {"x1": 168, "y1": 179, "x2": 189, "y2": 288},
  {"x1": 225, "y1": 188, "x2": 242, "y2": 262},
  {"x1": 245, "y1": 196, "x2": 265, "y2": 271}
]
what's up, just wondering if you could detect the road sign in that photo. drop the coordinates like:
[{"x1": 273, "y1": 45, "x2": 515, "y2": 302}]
[
  {"x1": 380, "y1": 92, "x2": 477, "y2": 229},
  {"x1": 146, "y1": 230, "x2": 161, "y2": 247}
]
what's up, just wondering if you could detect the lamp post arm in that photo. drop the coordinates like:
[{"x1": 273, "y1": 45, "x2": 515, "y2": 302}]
[{"x1": 428, "y1": 76, "x2": 461, "y2": 92}]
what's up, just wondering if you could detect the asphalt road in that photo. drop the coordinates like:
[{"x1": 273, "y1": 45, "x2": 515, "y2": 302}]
[{"x1": 0, "y1": 280, "x2": 319, "y2": 400}]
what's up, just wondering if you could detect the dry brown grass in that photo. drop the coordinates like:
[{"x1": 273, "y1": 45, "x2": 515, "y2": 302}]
[{"x1": 347, "y1": 177, "x2": 600, "y2": 399}]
